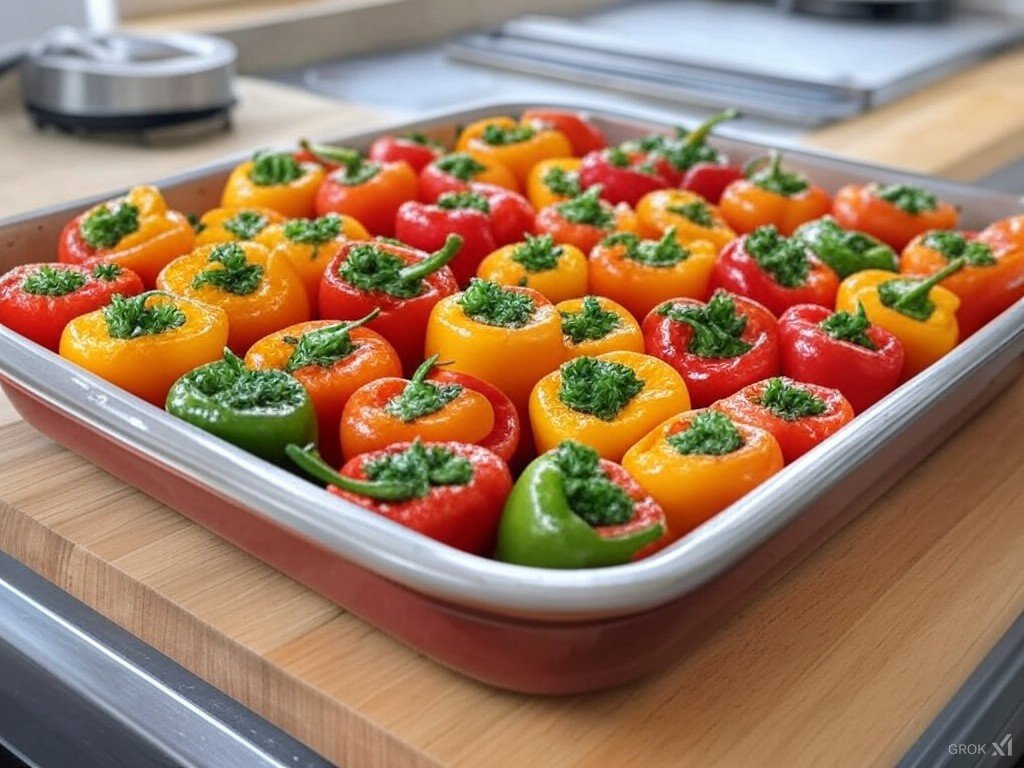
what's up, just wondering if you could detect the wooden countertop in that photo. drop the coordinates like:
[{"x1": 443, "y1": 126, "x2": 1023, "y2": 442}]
[{"x1": 2, "y1": 51, "x2": 1024, "y2": 768}]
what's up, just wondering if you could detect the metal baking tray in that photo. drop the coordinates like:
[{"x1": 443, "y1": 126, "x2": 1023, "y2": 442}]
[{"x1": 2, "y1": 102, "x2": 1022, "y2": 694}]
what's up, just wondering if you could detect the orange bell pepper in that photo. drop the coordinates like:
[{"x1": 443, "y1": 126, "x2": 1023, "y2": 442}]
[
  {"x1": 622, "y1": 409, "x2": 783, "y2": 538},
  {"x1": 589, "y1": 228, "x2": 717, "y2": 319},
  {"x1": 530, "y1": 350, "x2": 690, "y2": 462},
  {"x1": 835, "y1": 260, "x2": 964, "y2": 379},
  {"x1": 900, "y1": 230, "x2": 1024, "y2": 337},
  {"x1": 719, "y1": 152, "x2": 831, "y2": 236},
  {"x1": 556, "y1": 295, "x2": 644, "y2": 359},
  {"x1": 419, "y1": 152, "x2": 519, "y2": 202},
  {"x1": 221, "y1": 151, "x2": 325, "y2": 219},
  {"x1": 340, "y1": 355, "x2": 520, "y2": 462},
  {"x1": 245, "y1": 311, "x2": 402, "y2": 464},
  {"x1": 978, "y1": 215, "x2": 1024, "y2": 252},
  {"x1": 456, "y1": 116, "x2": 573, "y2": 186},
  {"x1": 58, "y1": 185, "x2": 196, "y2": 288},
  {"x1": 833, "y1": 182, "x2": 958, "y2": 251},
  {"x1": 635, "y1": 188, "x2": 736, "y2": 252},
  {"x1": 194, "y1": 206, "x2": 285, "y2": 246},
  {"x1": 156, "y1": 241, "x2": 310, "y2": 354},
  {"x1": 60, "y1": 291, "x2": 228, "y2": 406},
  {"x1": 534, "y1": 186, "x2": 638, "y2": 255},
  {"x1": 526, "y1": 157, "x2": 582, "y2": 211},
  {"x1": 254, "y1": 213, "x2": 369, "y2": 309},
  {"x1": 476, "y1": 234, "x2": 588, "y2": 303},
  {"x1": 424, "y1": 279, "x2": 564, "y2": 418}
]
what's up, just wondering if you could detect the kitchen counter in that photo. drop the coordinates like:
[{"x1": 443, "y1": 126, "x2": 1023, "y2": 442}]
[{"x1": 1, "y1": 52, "x2": 1024, "y2": 767}]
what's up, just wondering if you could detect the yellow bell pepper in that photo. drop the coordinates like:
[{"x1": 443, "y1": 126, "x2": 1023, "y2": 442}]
[
  {"x1": 526, "y1": 157, "x2": 582, "y2": 211},
  {"x1": 221, "y1": 151, "x2": 325, "y2": 218},
  {"x1": 255, "y1": 213, "x2": 370, "y2": 308},
  {"x1": 424, "y1": 279, "x2": 564, "y2": 417},
  {"x1": 157, "y1": 241, "x2": 310, "y2": 354},
  {"x1": 60, "y1": 291, "x2": 228, "y2": 406},
  {"x1": 835, "y1": 259, "x2": 964, "y2": 379},
  {"x1": 476, "y1": 234, "x2": 588, "y2": 304},
  {"x1": 530, "y1": 350, "x2": 690, "y2": 461},
  {"x1": 556, "y1": 295, "x2": 644, "y2": 359},
  {"x1": 456, "y1": 116, "x2": 573, "y2": 186},
  {"x1": 622, "y1": 409, "x2": 783, "y2": 539},
  {"x1": 195, "y1": 206, "x2": 284, "y2": 246},
  {"x1": 635, "y1": 188, "x2": 736, "y2": 253}
]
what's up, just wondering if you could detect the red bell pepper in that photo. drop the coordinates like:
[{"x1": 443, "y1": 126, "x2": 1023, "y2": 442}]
[
  {"x1": 778, "y1": 303, "x2": 905, "y2": 414},
  {"x1": 577, "y1": 147, "x2": 669, "y2": 207},
  {"x1": 711, "y1": 225, "x2": 839, "y2": 316},
  {"x1": 642, "y1": 290, "x2": 779, "y2": 407},
  {"x1": 394, "y1": 186, "x2": 534, "y2": 287},
  {"x1": 713, "y1": 376, "x2": 854, "y2": 463},
  {"x1": 287, "y1": 439, "x2": 513, "y2": 555},
  {"x1": 367, "y1": 133, "x2": 443, "y2": 173},
  {"x1": 520, "y1": 108, "x2": 607, "y2": 156},
  {"x1": 0, "y1": 262, "x2": 144, "y2": 351},
  {"x1": 319, "y1": 235, "x2": 460, "y2": 373}
]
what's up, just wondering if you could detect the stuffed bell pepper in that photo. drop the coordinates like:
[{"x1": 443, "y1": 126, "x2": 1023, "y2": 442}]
[
  {"x1": 833, "y1": 182, "x2": 957, "y2": 251},
  {"x1": 476, "y1": 233, "x2": 588, "y2": 303},
  {"x1": 221, "y1": 150, "x2": 325, "y2": 219},
  {"x1": 534, "y1": 186, "x2": 637, "y2": 254},
  {"x1": 635, "y1": 189, "x2": 736, "y2": 253},
  {"x1": 419, "y1": 152, "x2": 518, "y2": 202},
  {"x1": 456, "y1": 115, "x2": 572, "y2": 185},
  {"x1": 557, "y1": 295, "x2": 644, "y2": 359},
  {"x1": 194, "y1": 206, "x2": 284, "y2": 247},
  {"x1": 719, "y1": 152, "x2": 831, "y2": 236}
]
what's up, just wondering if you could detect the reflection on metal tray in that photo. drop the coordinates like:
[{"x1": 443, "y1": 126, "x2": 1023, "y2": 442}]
[
  {"x1": 447, "y1": 1, "x2": 1024, "y2": 125},
  {"x1": 1, "y1": 101, "x2": 1023, "y2": 693}
]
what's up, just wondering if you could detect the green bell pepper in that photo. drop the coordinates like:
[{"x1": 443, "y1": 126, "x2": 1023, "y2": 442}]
[
  {"x1": 495, "y1": 440, "x2": 665, "y2": 568},
  {"x1": 166, "y1": 348, "x2": 317, "y2": 465},
  {"x1": 794, "y1": 215, "x2": 898, "y2": 278}
]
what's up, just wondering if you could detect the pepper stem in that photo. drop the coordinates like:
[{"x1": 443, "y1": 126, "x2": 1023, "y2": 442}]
[
  {"x1": 742, "y1": 150, "x2": 781, "y2": 179},
  {"x1": 893, "y1": 257, "x2": 966, "y2": 310},
  {"x1": 337, "y1": 306, "x2": 382, "y2": 333},
  {"x1": 683, "y1": 108, "x2": 740, "y2": 148},
  {"x1": 408, "y1": 353, "x2": 453, "y2": 385},
  {"x1": 299, "y1": 139, "x2": 361, "y2": 167},
  {"x1": 286, "y1": 443, "x2": 415, "y2": 501},
  {"x1": 397, "y1": 234, "x2": 463, "y2": 283}
]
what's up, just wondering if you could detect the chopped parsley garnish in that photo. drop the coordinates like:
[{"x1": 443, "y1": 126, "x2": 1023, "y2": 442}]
[
  {"x1": 874, "y1": 184, "x2": 938, "y2": 215},
  {"x1": 658, "y1": 291, "x2": 752, "y2": 359},
  {"x1": 191, "y1": 243, "x2": 264, "y2": 296},
  {"x1": 819, "y1": 303, "x2": 876, "y2": 349},
  {"x1": 793, "y1": 217, "x2": 897, "y2": 278},
  {"x1": 22, "y1": 266, "x2": 86, "y2": 296},
  {"x1": 560, "y1": 296, "x2": 621, "y2": 344},
  {"x1": 745, "y1": 226, "x2": 811, "y2": 287},
  {"x1": 556, "y1": 186, "x2": 614, "y2": 229},
  {"x1": 746, "y1": 152, "x2": 808, "y2": 197},
  {"x1": 756, "y1": 378, "x2": 826, "y2": 421},
  {"x1": 284, "y1": 214, "x2": 344, "y2": 254},
  {"x1": 223, "y1": 210, "x2": 270, "y2": 241},
  {"x1": 457, "y1": 278, "x2": 536, "y2": 328},
  {"x1": 91, "y1": 263, "x2": 123, "y2": 281},
  {"x1": 922, "y1": 230, "x2": 996, "y2": 267},
  {"x1": 557, "y1": 356, "x2": 645, "y2": 422},
  {"x1": 434, "y1": 153, "x2": 486, "y2": 181},
  {"x1": 550, "y1": 440, "x2": 634, "y2": 527},
  {"x1": 511, "y1": 234, "x2": 563, "y2": 273},
  {"x1": 249, "y1": 151, "x2": 304, "y2": 186},
  {"x1": 481, "y1": 123, "x2": 535, "y2": 146},
  {"x1": 667, "y1": 411, "x2": 744, "y2": 456},
  {"x1": 384, "y1": 355, "x2": 464, "y2": 423},
  {"x1": 185, "y1": 349, "x2": 306, "y2": 411},
  {"x1": 103, "y1": 292, "x2": 186, "y2": 339},
  {"x1": 603, "y1": 228, "x2": 689, "y2": 267},
  {"x1": 436, "y1": 190, "x2": 490, "y2": 213},
  {"x1": 283, "y1": 322, "x2": 359, "y2": 372},
  {"x1": 667, "y1": 200, "x2": 714, "y2": 228},
  {"x1": 362, "y1": 440, "x2": 474, "y2": 496},
  {"x1": 80, "y1": 202, "x2": 140, "y2": 250},
  {"x1": 542, "y1": 166, "x2": 582, "y2": 198}
]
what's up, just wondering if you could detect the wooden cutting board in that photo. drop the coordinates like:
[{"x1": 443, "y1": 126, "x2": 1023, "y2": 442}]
[{"x1": 3, "y1": 55, "x2": 1024, "y2": 768}]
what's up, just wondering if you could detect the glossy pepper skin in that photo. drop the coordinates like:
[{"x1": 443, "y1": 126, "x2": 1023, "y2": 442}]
[
  {"x1": 520, "y1": 109, "x2": 606, "y2": 156},
  {"x1": 623, "y1": 409, "x2": 783, "y2": 538},
  {"x1": 368, "y1": 133, "x2": 443, "y2": 173},
  {"x1": 833, "y1": 183, "x2": 958, "y2": 251},
  {"x1": 255, "y1": 213, "x2": 370, "y2": 309},
  {"x1": 318, "y1": 236, "x2": 460, "y2": 374},
  {"x1": 791, "y1": 216, "x2": 898, "y2": 279},
  {"x1": 424, "y1": 282, "x2": 564, "y2": 418},
  {"x1": 635, "y1": 189, "x2": 736, "y2": 253},
  {"x1": 245, "y1": 315, "x2": 402, "y2": 464},
  {"x1": 60, "y1": 291, "x2": 228, "y2": 406},
  {"x1": 476, "y1": 236, "x2": 588, "y2": 304},
  {"x1": 556, "y1": 296, "x2": 644, "y2": 359},
  {"x1": 835, "y1": 264, "x2": 962, "y2": 379},
  {"x1": 456, "y1": 116, "x2": 573, "y2": 186},
  {"x1": 309, "y1": 142, "x2": 419, "y2": 236},
  {"x1": 778, "y1": 304, "x2": 905, "y2": 414},
  {"x1": 590, "y1": 229, "x2": 718, "y2": 320},
  {"x1": 526, "y1": 157, "x2": 582, "y2": 211},
  {"x1": 288, "y1": 440, "x2": 512, "y2": 555},
  {"x1": 419, "y1": 152, "x2": 518, "y2": 202},
  {"x1": 194, "y1": 206, "x2": 285, "y2": 246},
  {"x1": 714, "y1": 377, "x2": 854, "y2": 463},
  {"x1": 534, "y1": 186, "x2": 638, "y2": 255},
  {"x1": 530, "y1": 350, "x2": 691, "y2": 461},
  {"x1": 642, "y1": 291, "x2": 780, "y2": 407},
  {"x1": 166, "y1": 349, "x2": 317, "y2": 465},
  {"x1": 0, "y1": 263, "x2": 143, "y2": 351},
  {"x1": 157, "y1": 241, "x2": 310, "y2": 354},
  {"x1": 58, "y1": 185, "x2": 196, "y2": 288},
  {"x1": 900, "y1": 230, "x2": 1024, "y2": 337},
  {"x1": 577, "y1": 146, "x2": 669, "y2": 207},
  {"x1": 221, "y1": 152, "x2": 325, "y2": 219},
  {"x1": 340, "y1": 355, "x2": 520, "y2": 462},
  {"x1": 719, "y1": 153, "x2": 831, "y2": 236},
  {"x1": 711, "y1": 227, "x2": 839, "y2": 316},
  {"x1": 495, "y1": 441, "x2": 667, "y2": 569},
  {"x1": 978, "y1": 215, "x2": 1024, "y2": 252}
]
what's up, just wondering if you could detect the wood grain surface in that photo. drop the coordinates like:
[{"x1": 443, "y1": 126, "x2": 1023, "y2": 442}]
[{"x1": 2, "y1": 59, "x2": 1024, "y2": 768}]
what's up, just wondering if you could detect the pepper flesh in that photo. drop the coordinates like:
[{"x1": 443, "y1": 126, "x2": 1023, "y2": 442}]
[
  {"x1": 622, "y1": 409, "x2": 783, "y2": 539},
  {"x1": 60, "y1": 292, "x2": 228, "y2": 406},
  {"x1": 530, "y1": 350, "x2": 691, "y2": 461}
]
